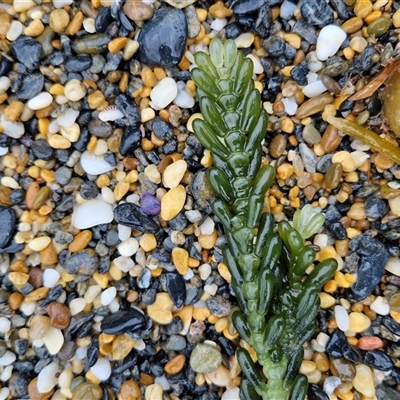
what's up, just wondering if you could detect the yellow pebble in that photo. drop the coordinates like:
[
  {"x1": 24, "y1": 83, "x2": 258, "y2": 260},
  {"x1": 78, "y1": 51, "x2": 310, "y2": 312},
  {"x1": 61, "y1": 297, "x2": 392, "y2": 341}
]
[
  {"x1": 324, "y1": 280, "x2": 338, "y2": 293},
  {"x1": 140, "y1": 234, "x2": 157, "y2": 252},
  {"x1": 334, "y1": 271, "x2": 352, "y2": 288},
  {"x1": 171, "y1": 247, "x2": 189, "y2": 276},
  {"x1": 198, "y1": 229, "x2": 218, "y2": 250},
  {"x1": 218, "y1": 263, "x2": 231, "y2": 283},
  {"x1": 93, "y1": 272, "x2": 109, "y2": 289},
  {"x1": 193, "y1": 307, "x2": 210, "y2": 321},
  {"x1": 320, "y1": 292, "x2": 336, "y2": 309},
  {"x1": 318, "y1": 245, "x2": 336, "y2": 261}
]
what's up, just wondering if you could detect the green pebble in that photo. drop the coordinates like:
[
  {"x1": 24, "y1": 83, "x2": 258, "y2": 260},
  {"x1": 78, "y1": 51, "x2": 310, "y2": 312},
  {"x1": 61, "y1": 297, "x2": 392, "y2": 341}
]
[{"x1": 367, "y1": 17, "x2": 391, "y2": 37}]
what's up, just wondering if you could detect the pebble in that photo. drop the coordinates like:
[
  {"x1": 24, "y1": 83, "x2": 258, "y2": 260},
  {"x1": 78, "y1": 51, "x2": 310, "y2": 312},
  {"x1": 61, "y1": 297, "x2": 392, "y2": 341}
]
[
  {"x1": 316, "y1": 25, "x2": 347, "y2": 61},
  {"x1": 64, "y1": 79, "x2": 86, "y2": 102},
  {"x1": 37, "y1": 362, "x2": 60, "y2": 393},
  {"x1": 296, "y1": 93, "x2": 333, "y2": 119},
  {"x1": 1, "y1": 115, "x2": 25, "y2": 139},
  {"x1": 190, "y1": 343, "x2": 222, "y2": 373},
  {"x1": 0, "y1": 207, "x2": 16, "y2": 248},
  {"x1": 147, "y1": 292, "x2": 174, "y2": 324},
  {"x1": 370, "y1": 296, "x2": 390, "y2": 316},
  {"x1": 165, "y1": 272, "x2": 186, "y2": 308},
  {"x1": 353, "y1": 364, "x2": 375, "y2": 397},
  {"x1": 80, "y1": 151, "x2": 114, "y2": 175},
  {"x1": 27, "y1": 92, "x2": 53, "y2": 110},
  {"x1": 161, "y1": 185, "x2": 186, "y2": 221},
  {"x1": 300, "y1": 0, "x2": 334, "y2": 26},
  {"x1": 137, "y1": 7, "x2": 187, "y2": 68},
  {"x1": 348, "y1": 312, "x2": 371, "y2": 333},
  {"x1": 150, "y1": 77, "x2": 178, "y2": 110},
  {"x1": 12, "y1": 35, "x2": 42, "y2": 70},
  {"x1": 42, "y1": 326, "x2": 64, "y2": 355},
  {"x1": 140, "y1": 193, "x2": 161, "y2": 215},
  {"x1": 123, "y1": 0, "x2": 154, "y2": 21},
  {"x1": 72, "y1": 199, "x2": 113, "y2": 229},
  {"x1": 90, "y1": 358, "x2": 111, "y2": 381},
  {"x1": 101, "y1": 309, "x2": 145, "y2": 334},
  {"x1": 334, "y1": 305, "x2": 350, "y2": 332},
  {"x1": 47, "y1": 302, "x2": 71, "y2": 329}
]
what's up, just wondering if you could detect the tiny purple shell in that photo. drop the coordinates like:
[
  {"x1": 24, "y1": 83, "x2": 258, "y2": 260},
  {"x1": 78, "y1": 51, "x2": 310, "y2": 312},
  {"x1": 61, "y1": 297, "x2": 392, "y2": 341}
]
[{"x1": 140, "y1": 193, "x2": 161, "y2": 215}]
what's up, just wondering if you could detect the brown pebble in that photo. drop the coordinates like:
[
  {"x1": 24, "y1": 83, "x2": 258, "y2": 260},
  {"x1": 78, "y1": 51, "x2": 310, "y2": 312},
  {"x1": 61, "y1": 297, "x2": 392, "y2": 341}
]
[
  {"x1": 209, "y1": 0, "x2": 233, "y2": 18},
  {"x1": 29, "y1": 267, "x2": 44, "y2": 288},
  {"x1": 303, "y1": 185, "x2": 317, "y2": 201},
  {"x1": 47, "y1": 301, "x2": 71, "y2": 329},
  {"x1": 325, "y1": 163, "x2": 343, "y2": 190},
  {"x1": 68, "y1": 230, "x2": 93, "y2": 253},
  {"x1": 9, "y1": 292, "x2": 23, "y2": 310},
  {"x1": 28, "y1": 377, "x2": 54, "y2": 400},
  {"x1": 108, "y1": 37, "x2": 127, "y2": 54},
  {"x1": 123, "y1": 0, "x2": 154, "y2": 21},
  {"x1": 25, "y1": 287, "x2": 50, "y2": 302},
  {"x1": 269, "y1": 134, "x2": 287, "y2": 158},
  {"x1": 29, "y1": 315, "x2": 51, "y2": 340},
  {"x1": 120, "y1": 380, "x2": 141, "y2": 400},
  {"x1": 32, "y1": 186, "x2": 52, "y2": 210},
  {"x1": 341, "y1": 17, "x2": 364, "y2": 33},
  {"x1": 40, "y1": 242, "x2": 58, "y2": 264},
  {"x1": 25, "y1": 182, "x2": 40, "y2": 210},
  {"x1": 320, "y1": 125, "x2": 342, "y2": 153},
  {"x1": 67, "y1": 11, "x2": 84, "y2": 35},
  {"x1": 0, "y1": 185, "x2": 12, "y2": 206},
  {"x1": 296, "y1": 93, "x2": 333, "y2": 119},
  {"x1": 49, "y1": 9, "x2": 70, "y2": 33},
  {"x1": 164, "y1": 354, "x2": 186, "y2": 375},
  {"x1": 139, "y1": 373, "x2": 155, "y2": 386}
]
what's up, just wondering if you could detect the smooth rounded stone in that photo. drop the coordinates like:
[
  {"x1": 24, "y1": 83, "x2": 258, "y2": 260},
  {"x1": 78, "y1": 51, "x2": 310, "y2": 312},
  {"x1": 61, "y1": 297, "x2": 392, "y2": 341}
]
[
  {"x1": 150, "y1": 77, "x2": 178, "y2": 110},
  {"x1": 123, "y1": 0, "x2": 154, "y2": 20},
  {"x1": 348, "y1": 312, "x2": 371, "y2": 333},
  {"x1": 334, "y1": 305, "x2": 349, "y2": 332},
  {"x1": 367, "y1": 17, "x2": 391, "y2": 37},
  {"x1": 316, "y1": 25, "x2": 347, "y2": 61},
  {"x1": 31, "y1": 139, "x2": 55, "y2": 161},
  {"x1": 141, "y1": 193, "x2": 161, "y2": 216},
  {"x1": 88, "y1": 119, "x2": 112, "y2": 138},
  {"x1": 72, "y1": 33, "x2": 110, "y2": 54},
  {"x1": 303, "y1": 80, "x2": 327, "y2": 98},
  {"x1": 1, "y1": 114, "x2": 25, "y2": 139},
  {"x1": 120, "y1": 126, "x2": 141, "y2": 156},
  {"x1": 137, "y1": 7, "x2": 187, "y2": 68},
  {"x1": 296, "y1": 93, "x2": 333, "y2": 119},
  {"x1": 364, "y1": 350, "x2": 394, "y2": 371},
  {"x1": 72, "y1": 199, "x2": 113, "y2": 229},
  {"x1": 163, "y1": 160, "x2": 187, "y2": 189},
  {"x1": 232, "y1": 0, "x2": 266, "y2": 14},
  {"x1": 72, "y1": 382, "x2": 103, "y2": 400},
  {"x1": 299, "y1": 143, "x2": 318, "y2": 173},
  {"x1": 353, "y1": 364, "x2": 375, "y2": 397},
  {"x1": 0, "y1": 206, "x2": 16, "y2": 248},
  {"x1": 222, "y1": 388, "x2": 240, "y2": 400},
  {"x1": 325, "y1": 163, "x2": 342, "y2": 190},
  {"x1": 322, "y1": 376, "x2": 341, "y2": 395},
  {"x1": 211, "y1": 17, "x2": 228, "y2": 32},
  {"x1": 161, "y1": 185, "x2": 186, "y2": 221},
  {"x1": 165, "y1": 0, "x2": 197, "y2": 8},
  {"x1": 385, "y1": 257, "x2": 400, "y2": 276},
  {"x1": 64, "y1": 79, "x2": 86, "y2": 101},
  {"x1": 101, "y1": 287, "x2": 116, "y2": 306},
  {"x1": 206, "y1": 296, "x2": 232, "y2": 318},
  {"x1": 37, "y1": 362, "x2": 60, "y2": 393},
  {"x1": 90, "y1": 358, "x2": 111, "y2": 381},
  {"x1": 12, "y1": 35, "x2": 42, "y2": 70},
  {"x1": 64, "y1": 250, "x2": 99, "y2": 275},
  {"x1": 303, "y1": 124, "x2": 321, "y2": 145},
  {"x1": 370, "y1": 296, "x2": 390, "y2": 316},
  {"x1": 190, "y1": 343, "x2": 222, "y2": 373},
  {"x1": 43, "y1": 269, "x2": 60, "y2": 288},
  {"x1": 147, "y1": 292, "x2": 173, "y2": 324},
  {"x1": 165, "y1": 272, "x2": 186, "y2": 308},
  {"x1": 94, "y1": 7, "x2": 112, "y2": 33},
  {"x1": 308, "y1": 383, "x2": 330, "y2": 399},
  {"x1": 117, "y1": 238, "x2": 139, "y2": 257},
  {"x1": 42, "y1": 326, "x2": 64, "y2": 355},
  {"x1": 80, "y1": 151, "x2": 114, "y2": 175},
  {"x1": 47, "y1": 302, "x2": 71, "y2": 329},
  {"x1": 185, "y1": 5, "x2": 201, "y2": 38},
  {"x1": 351, "y1": 252, "x2": 389, "y2": 301},
  {"x1": 100, "y1": 309, "x2": 145, "y2": 334},
  {"x1": 281, "y1": 97, "x2": 298, "y2": 116},
  {"x1": 174, "y1": 83, "x2": 195, "y2": 108},
  {"x1": 114, "y1": 202, "x2": 160, "y2": 233},
  {"x1": 0, "y1": 351, "x2": 16, "y2": 367},
  {"x1": 205, "y1": 364, "x2": 232, "y2": 387},
  {"x1": 330, "y1": 357, "x2": 356, "y2": 382},
  {"x1": 0, "y1": 77, "x2": 11, "y2": 96},
  {"x1": 6, "y1": 20, "x2": 23, "y2": 41}
]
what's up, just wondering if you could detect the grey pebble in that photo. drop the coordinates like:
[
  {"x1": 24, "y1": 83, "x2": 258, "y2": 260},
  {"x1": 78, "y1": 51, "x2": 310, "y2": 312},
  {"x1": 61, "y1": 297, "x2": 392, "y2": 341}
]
[{"x1": 189, "y1": 343, "x2": 222, "y2": 373}]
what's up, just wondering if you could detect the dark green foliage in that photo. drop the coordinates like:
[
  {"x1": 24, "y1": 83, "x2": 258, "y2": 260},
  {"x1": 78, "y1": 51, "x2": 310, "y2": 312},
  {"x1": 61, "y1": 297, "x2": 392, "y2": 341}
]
[{"x1": 191, "y1": 38, "x2": 338, "y2": 400}]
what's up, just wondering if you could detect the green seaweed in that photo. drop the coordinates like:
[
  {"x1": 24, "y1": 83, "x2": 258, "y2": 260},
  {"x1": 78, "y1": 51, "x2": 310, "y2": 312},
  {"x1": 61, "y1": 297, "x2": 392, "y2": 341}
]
[{"x1": 191, "y1": 38, "x2": 338, "y2": 400}]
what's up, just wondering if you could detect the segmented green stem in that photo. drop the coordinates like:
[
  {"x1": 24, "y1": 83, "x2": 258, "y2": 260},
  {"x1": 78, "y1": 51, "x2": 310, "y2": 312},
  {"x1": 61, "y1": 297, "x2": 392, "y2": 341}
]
[{"x1": 191, "y1": 38, "x2": 338, "y2": 400}]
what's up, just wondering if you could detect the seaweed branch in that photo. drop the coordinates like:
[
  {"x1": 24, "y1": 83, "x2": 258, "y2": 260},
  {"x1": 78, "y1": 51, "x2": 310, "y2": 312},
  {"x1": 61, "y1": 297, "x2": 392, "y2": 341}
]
[{"x1": 191, "y1": 38, "x2": 338, "y2": 400}]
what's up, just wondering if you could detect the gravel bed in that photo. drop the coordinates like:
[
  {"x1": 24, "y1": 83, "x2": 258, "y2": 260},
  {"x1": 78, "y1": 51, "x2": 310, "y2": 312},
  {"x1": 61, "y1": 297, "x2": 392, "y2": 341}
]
[{"x1": 1, "y1": 0, "x2": 400, "y2": 399}]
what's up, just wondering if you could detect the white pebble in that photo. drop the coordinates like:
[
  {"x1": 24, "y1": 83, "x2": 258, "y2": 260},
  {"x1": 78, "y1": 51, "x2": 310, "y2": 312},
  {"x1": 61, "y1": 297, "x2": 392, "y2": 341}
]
[
  {"x1": 49, "y1": 119, "x2": 61, "y2": 134},
  {"x1": 150, "y1": 77, "x2": 178, "y2": 110},
  {"x1": 90, "y1": 358, "x2": 111, "y2": 381},
  {"x1": 84, "y1": 285, "x2": 102, "y2": 303},
  {"x1": 316, "y1": 25, "x2": 347, "y2": 61},
  {"x1": 234, "y1": 32, "x2": 254, "y2": 48},
  {"x1": 210, "y1": 18, "x2": 227, "y2": 32},
  {"x1": 6, "y1": 20, "x2": 23, "y2": 41},
  {"x1": 246, "y1": 54, "x2": 263, "y2": 74},
  {"x1": 199, "y1": 217, "x2": 215, "y2": 235},
  {"x1": 0, "y1": 147, "x2": 8, "y2": 156},
  {"x1": 385, "y1": 257, "x2": 400, "y2": 276},
  {"x1": 1, "y1": 176, "x2": 20, "y2": 189},
  {"x1": 174, "y1": 86, "x2": 195, "y2": 109},
  {"x1": 118, "y1": 224, "x2": 132, "y2": 241},
  {"x1": 199, "y1": 263, "x2": 211, "y2": 280},
  {"x1": 126, "y1": 193, "x2": 140, "y2": 203},
  {"x1": 0, "y1": 351, "x2": 16, "y2": 366},
  {"x1": 108, "y1": 298, "x2": 120, "y2": 313},
  {"x1": 114, "y1": 256, "x2": 134, "y2": 272},
  {"x1": 101, "y1": 187, "x2": 116, "y2": 204},
  {"x1": 316, "y1": 332, "x2": 330, "y2": 350},
  {"x1": 72, "y1": 199, "x2": 114, "y2": 229},
  {"x1": 0, "y1": 77, "x2": 11, "y2": 96},
  {"x1": 20, "y1": 301, "x2": 37, "y2": 316},
  {"x1": 185, "y1": 210, "x2": 202, "y2": 223},
  {"x1": 323, "y1": 376, "x2": 341, "y2": 395},
  {"x1": 183, "y1": 268, "x2": 194, "y2": 280},
  {"x1": 0, "y1": 365, "x2": 13, "y2": 383},
  {"x1": 69, "y1": 298, "x2": 87, "y2": 315},
  {"x1": 370, "y1": 296, "x2": 390, "y2": 316},
  {"x1": 42, "y1": 326, "x2": 64, "y2": 355},
  {"x1": 334, "y1": 305, "x2": 349, "y2": 332},
  {"x1": 306, "y1": 51, "x2": 323, "y2": 72},
  {"x1": 64, "y1": 79, "x2": 86, "y2": 101},
  {"x1": 37, "y1": 362, "x2": 60, "y2": 393},
  {"x1": 302, "y1": 80, "x2": 327, "y2": 98},
  {"x1": 281, "y1": 97, "x2": 298, "y2": 116},
  {"x1": 0, "y1": 318, "x2": 10, "y2": 334},
  {"x1": 80, "y1": 150, "x2": 114, "y2": 175},
  {"x1": 57, "y1": 108, "x2": 80, "y2": 128},
  {"x1": 43, "y1": 269, "x2": 60, "y2": 288},
  {"x1": 101, "y1": 287, "x2": 117, "y2": 306},
  {"x1": 280, "y1": 0, "x2": 297, "y2": 19},
  {"x1": 0, "y1": 388, "x2": 10, "y2": 400},
  {"x1": 222, "y1": 387, "x2": 240, "y2": 400},
  {"x1": 27, "y1": 92, "x2": 54, "y2": 110},
  {"x1": 83, "y1": 17, "x2": 96, "y2": 33},
  {"x1": 75, "y1": 346, "x2": 88, "y2": 360},
  {"x1": 314, "y1": 233, "x2": 329, "y2": 249},
  {"x1": 204, "y1": 284, "x2": 218, "y2": 296},
  {"x1": 53, "y1": 0, "x2": 73, "y2": 7},
  {"x1": 118, "y1": 237, "x2": 139, "y2": 257},
  {"x1": 1, "y1": 114, "x2": 25, "y2": 139},
  {"x1": 58, "y1": 369, "x2": 73, "y2": 389}
]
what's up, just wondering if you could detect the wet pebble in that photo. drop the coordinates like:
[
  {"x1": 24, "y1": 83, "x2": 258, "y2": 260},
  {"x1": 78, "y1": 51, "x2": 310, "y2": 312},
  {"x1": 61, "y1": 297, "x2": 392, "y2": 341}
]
[
  {"x1": 101, "y1": 309, "x2": 145, "y2": 334},
  {"x1": 0, "y1": 207, "x2": 16, "y2": 248},
  {"x1": 12, "y1": 35, "x2": 42, "y2": 70}
]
